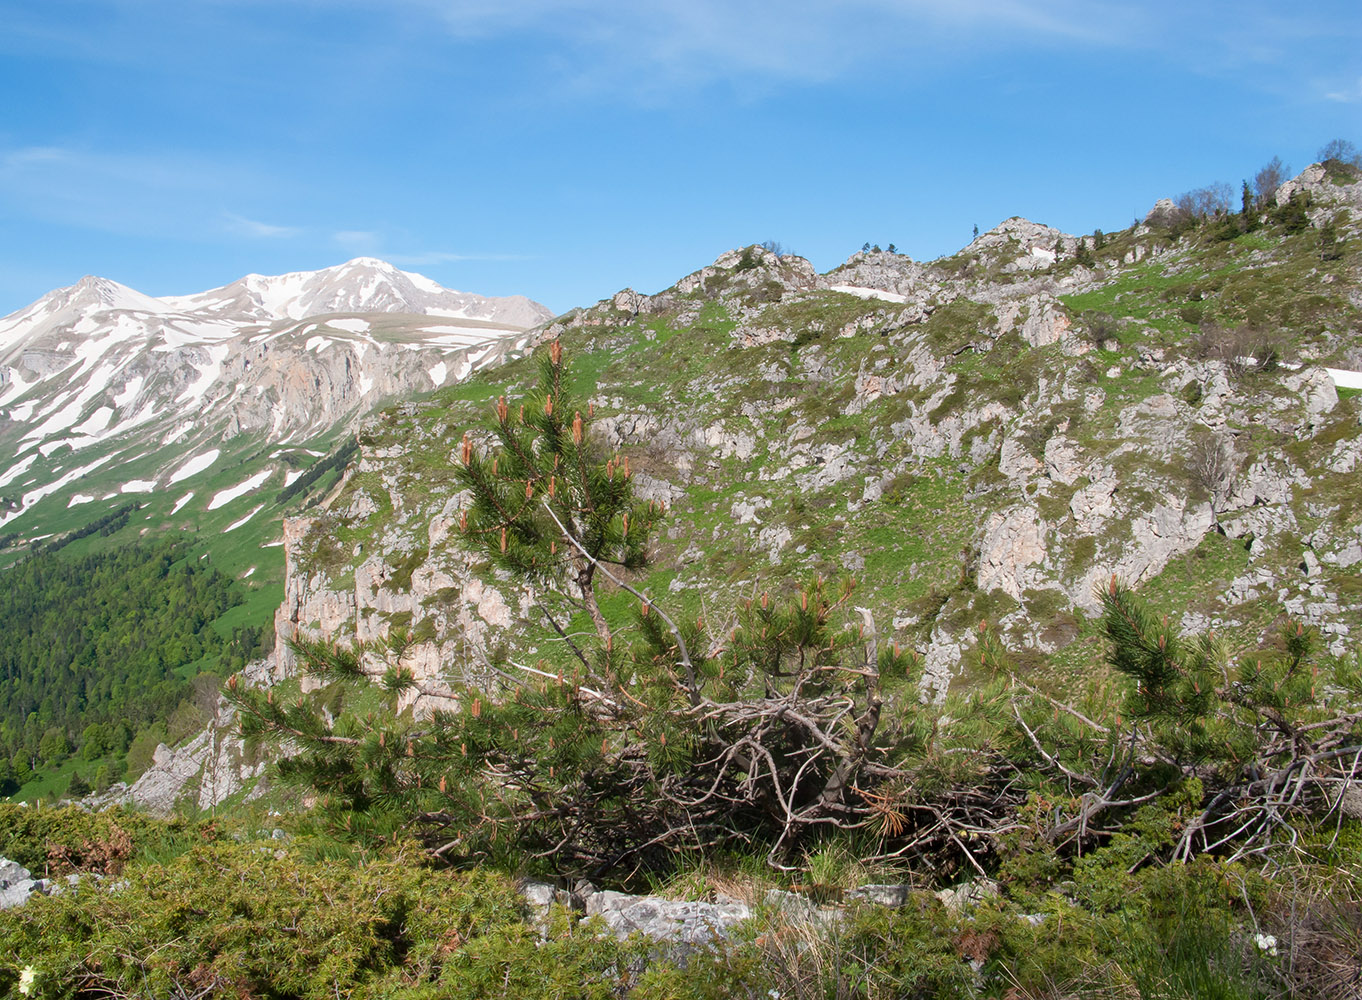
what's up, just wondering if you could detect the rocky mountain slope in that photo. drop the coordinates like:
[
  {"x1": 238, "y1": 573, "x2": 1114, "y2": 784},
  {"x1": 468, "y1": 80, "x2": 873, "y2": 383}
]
[
  {"x1": 265, "y1": 163, "x2": 1361, "y2": 727},
  {"x1": 0, "y1": 259, "x2": 551, "y2": 544},
  {"x1": 61, "y1": 162, "x2": 1360, "y2": 815}
]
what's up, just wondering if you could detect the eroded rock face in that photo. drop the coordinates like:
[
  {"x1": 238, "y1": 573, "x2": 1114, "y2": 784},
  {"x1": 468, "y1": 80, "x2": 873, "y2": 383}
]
[
  {"x1": 124, "y1": 701, "x2": 265, "y2": 815},
  {"x1": 978, "y1": 507, "x2": 1047, "y2": 601},
  {"x1": 1274, "y1": 161, "x2": 1362, "y2": 218},
  {"x1": 995, "y1": 292, "x2": 1072, "y2": 348}
]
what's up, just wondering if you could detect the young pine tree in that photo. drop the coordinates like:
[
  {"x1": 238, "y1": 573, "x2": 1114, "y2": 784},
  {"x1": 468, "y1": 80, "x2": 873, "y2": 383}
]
[{"x1": 454, "y1": 339, "x2": 661, "y2": 646}]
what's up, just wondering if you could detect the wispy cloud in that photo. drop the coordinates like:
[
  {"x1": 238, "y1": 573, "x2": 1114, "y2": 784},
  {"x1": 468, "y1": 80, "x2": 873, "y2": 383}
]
[
  {"x1": 1324, "y1": 75, "x2": 1362, "y2": 102},
  {"x1": 0, "y1": 144, "x2": 261, "y2": 238},
  {"x1": 302, "y1": 0, "x2": 1357, "y2": 101},
  {"x1": 385, "y1": 250, "x2": 534, "y2": 265},
  {"x1": 225, "y1": 212, "x2": 300, "y2": 238},
  {"x1": 415, "y1": 0, "x2": 1131, "y2": 84}
]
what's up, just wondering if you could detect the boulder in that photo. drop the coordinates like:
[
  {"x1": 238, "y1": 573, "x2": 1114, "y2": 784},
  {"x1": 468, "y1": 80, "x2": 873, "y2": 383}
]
[
  {"x1": 585, "y1": 890, "x2": 752, "y2": 951},
  {"x1": 0, "y1": 858, "x2": 45, "y2": 910},
  {"x1": 934, "y1": 878, "x2": 999, "y2": 913},
  {"x1": 846, "y1": 884, "x2": 914, "y2": 907}
]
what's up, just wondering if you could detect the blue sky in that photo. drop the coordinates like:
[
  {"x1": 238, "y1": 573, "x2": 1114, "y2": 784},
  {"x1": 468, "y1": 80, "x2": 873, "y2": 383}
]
[{"x1": 1, "y1": 1, "x2": 1359, "y2": 316}]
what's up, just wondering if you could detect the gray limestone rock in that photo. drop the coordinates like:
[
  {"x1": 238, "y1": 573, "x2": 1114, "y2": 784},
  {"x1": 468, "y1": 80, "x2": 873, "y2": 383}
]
[
  {"x1": 934, "y1": 878, "x2": 1000, "y2": 913},
  {"x1": 1144, "y1": 198, "x2": 1181, "y2": 227},
  {"x1": 0, "y1": 858, "x2": 45, "y2": 910},
  {"x1": 846, "y1": 884, "x2": 914, "y2": 907},
  {"x1": 976, "y1": 506, "x2": 1047, "y2": 601},
  {"x1": 585, "y1": 890, "x2": 752, "y2": 951}
]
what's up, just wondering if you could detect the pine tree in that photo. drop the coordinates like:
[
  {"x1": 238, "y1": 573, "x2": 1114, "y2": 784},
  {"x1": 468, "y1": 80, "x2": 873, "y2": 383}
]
[
  {"x1": 454, "y1": 340, "x2": 661, "y2": 646},
  {"x1": 1319, "y1": 217, "x2": 1343, "y2": 261},
  {"x1": 1073, "y1": 237, "x2": 1092, "y2": 266}
]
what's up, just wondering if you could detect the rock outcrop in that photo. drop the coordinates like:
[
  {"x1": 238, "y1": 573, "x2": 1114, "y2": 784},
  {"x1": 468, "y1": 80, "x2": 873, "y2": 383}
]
[
  {"x1": 115, "y1": 657, "x2": 274, "y2": 815},
  {"x1": 0, "y1": 858, "x2": 47, "y2": 910},
  {"x1": 274, "y1": 188, "x2": 1362, "y2": 705}
]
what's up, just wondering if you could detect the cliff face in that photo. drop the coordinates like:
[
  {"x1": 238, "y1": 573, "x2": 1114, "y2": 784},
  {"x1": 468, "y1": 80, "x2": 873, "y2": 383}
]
[{"x1": 274, "y1": 171, "x2": 1362, "y2": 705}]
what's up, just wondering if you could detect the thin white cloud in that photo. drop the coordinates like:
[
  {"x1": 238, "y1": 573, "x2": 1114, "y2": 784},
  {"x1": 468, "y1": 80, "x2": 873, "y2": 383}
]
[
  {"x1": 0, "y1": 144, "x2": 261, "y2": 238},
  {"x1": 1324, "y1": 76, "x2": 1362, "y2": 103},
  {"x1": 303, "y1": 0, "x2": 1356, "y2": 100},
  {"x1": 0, "y1": 147, "x2": 68, "y2": 168},
  {"x1": 385, "y1": 250, "x2": 533, "y2": 265},
  {"x1": 225, "y1": 212, "x2": 300, "y2": 238},
  {"x1": 391, "y1": 0, "x2": 1137, "y2": 79}
]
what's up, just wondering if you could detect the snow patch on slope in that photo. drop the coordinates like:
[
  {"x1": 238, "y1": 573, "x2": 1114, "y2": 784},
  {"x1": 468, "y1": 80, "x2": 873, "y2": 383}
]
[
  {"x1": 168, "y1": 449, "x2": 221, "y2": 485},
  {"x1": 223, "y1": 504, "x2": 264, "y2": 532},
  {"x1": 208, "y1": 470, "x2": 272, "y2": 510},
  {"x1": 176, "y1": 345, "x2": 231, "y2": 405},
  {"x1": 0, "y1": 455, "x2": 117, "y2": 529},
  {"x1": 828, "y1": 285, "x2": 909, "y2": 304},
  {"x1": 328, "y1": 318, "x2": 370, "y2": 333},
  {"x1": 0, "y1": 454, "x2": 38, "y2": 489}
]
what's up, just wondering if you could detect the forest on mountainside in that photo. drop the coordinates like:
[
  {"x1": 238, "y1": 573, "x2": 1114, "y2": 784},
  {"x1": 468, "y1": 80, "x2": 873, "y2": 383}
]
[{"x1": 0, "y1": 540, "x2": 260, "y2": 796}]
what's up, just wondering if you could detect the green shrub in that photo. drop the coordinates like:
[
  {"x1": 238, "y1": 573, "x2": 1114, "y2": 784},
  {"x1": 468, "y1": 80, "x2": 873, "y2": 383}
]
[
  {"x1": 0, "y1": 841, "x2": 527, "y2": 1000},
  {"x1": 0, "y1": 804, "x2": 197, "y2": 873}
]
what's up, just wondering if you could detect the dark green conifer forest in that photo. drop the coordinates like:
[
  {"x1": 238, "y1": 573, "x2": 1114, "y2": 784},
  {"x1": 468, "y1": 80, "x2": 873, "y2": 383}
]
[{"x1": 0, "y1": 540, "x2": 253, "y2": 794}]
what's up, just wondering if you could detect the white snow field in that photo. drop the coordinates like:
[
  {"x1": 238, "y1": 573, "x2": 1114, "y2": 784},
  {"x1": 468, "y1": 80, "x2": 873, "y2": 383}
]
[
  {"x1": 168, "y1": 449, "x2": 221, "y2": 485},
  {"x1": 827, "y1": 284, "x2": 909, "y2": 304},
  {"x1": 207, "y1": 470, "x2": 272, "y2": 510},
  {"x1": 223, "y1": 504, "x2": 264, "y2": 532}
]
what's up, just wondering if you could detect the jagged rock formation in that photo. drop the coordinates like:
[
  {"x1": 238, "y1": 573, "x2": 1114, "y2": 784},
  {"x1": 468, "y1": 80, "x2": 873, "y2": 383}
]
[{"x1": 119, "y1": 658, "x2": 274, "y2": 815}]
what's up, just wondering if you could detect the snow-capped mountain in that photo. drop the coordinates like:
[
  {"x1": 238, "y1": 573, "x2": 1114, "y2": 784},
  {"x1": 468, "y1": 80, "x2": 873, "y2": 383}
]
[
  {"x1": 0, "y1": 259, "x2": 553, "y2": 535},
  {"x1": 158, "y1": 258, "x2": 551, "y2": 329}
]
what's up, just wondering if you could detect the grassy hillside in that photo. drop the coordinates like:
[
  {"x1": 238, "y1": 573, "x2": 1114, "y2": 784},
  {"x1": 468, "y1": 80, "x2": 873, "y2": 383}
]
[{"x1": 288, "y1": 178, "x2": 1361, "y2": 715}]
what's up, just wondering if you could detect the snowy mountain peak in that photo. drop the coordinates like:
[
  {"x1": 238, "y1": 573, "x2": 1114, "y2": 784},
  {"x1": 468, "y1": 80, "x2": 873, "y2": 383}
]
[
  {"x1": 3, "y1": 261, "x2": 553, "y2": 346},
  {"x1": 338, "y1": 257, "x2": 397, "y2": 272},
  {"x1": 0, "y1": 261, "x2": 551, "y2": 533},
  {"x1": 61, "y1": 276, "x2": 169, "y2": 316}
]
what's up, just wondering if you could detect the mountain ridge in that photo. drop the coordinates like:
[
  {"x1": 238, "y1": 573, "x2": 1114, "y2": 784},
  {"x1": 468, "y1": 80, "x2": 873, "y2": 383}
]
[
  {"x1": 0, "y1": 259, "x2": 553, "y2": 539},
  {"x1": 267, "y1": 164, "x2": 1362, "y2": 721}
]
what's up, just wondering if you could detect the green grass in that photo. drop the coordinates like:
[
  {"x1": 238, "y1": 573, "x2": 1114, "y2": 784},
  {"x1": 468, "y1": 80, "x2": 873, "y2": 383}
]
[{"x1": 12, "y1": 756, "x2": 107, "y2": 804}]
